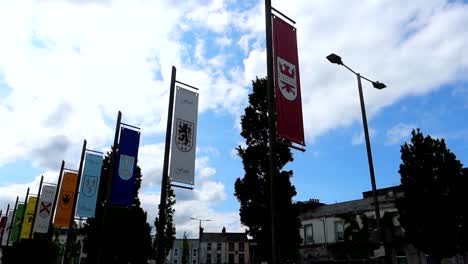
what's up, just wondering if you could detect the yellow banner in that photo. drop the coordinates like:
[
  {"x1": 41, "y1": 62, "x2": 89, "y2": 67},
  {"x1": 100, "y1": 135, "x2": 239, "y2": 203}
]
[
  {"x1": 20, "y1": 196, "x2": 38, "y2": 239},
  {"x1": 54, "y1": 172, "x2": 78, "y2": 228}
]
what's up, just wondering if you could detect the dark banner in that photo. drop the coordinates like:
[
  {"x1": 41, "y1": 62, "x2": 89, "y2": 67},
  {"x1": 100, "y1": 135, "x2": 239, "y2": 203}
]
[
  {"x1": 111, "y1": 126, "x2": 141, "y2": 206},
  {"x1": 273, "y1": 15, "x2": 305, "y2": 146}
]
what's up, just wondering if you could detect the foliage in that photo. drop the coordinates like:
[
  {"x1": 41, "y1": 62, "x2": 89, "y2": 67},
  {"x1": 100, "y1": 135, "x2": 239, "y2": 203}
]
[
  {"x1": 154, "y1": 179, "x2": 176, "y2": 264},
  {"x1": 82, "y1": 148, "x2": 153, "y2": 264},
  {"x1": 396, "y1": 129, "x2": 466, "y2": 261},
  {"x1": 181, "y1": 232, "x2": 189, "y2": 264},
  {"x1": 329, "y1": 212, "x2": 377, "y2": 260},
  {"x1": 1, "y1": 233, "x2": 60, "y2": 264},
  {"x1": 234, "y1": 77, "x2": 302, "y2": 263}
]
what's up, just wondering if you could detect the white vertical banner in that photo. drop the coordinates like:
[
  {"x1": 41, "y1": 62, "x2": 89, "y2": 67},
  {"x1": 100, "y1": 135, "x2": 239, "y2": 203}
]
[
  {"x1": 169, "y1": 86, "x2": 199, "y2": 185},
  {"x1": 33, "y1": 185, "x2": 56, "y2": 233},
  {"x1": 1, "y1": 211, "x2": 13, "y2": 246}
]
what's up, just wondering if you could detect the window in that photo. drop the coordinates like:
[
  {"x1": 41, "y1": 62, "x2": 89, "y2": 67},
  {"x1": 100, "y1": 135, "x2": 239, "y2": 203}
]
[
  {"x1": 174, "y1": 260, "x2": 178, "y2": 264},
  {"x1": 216, "y1": 243, "x2": 222, "y2": 251},
  {"x1": 304, "y1": 224, "x2": 313, "y2": 245},
  {"x1": 228, "y1": 242, "x2": 234, "y2": 251},
  {"x1": 192, "y1": 260, "x2": 197, "y2": 264},
  {"x1": 239, "y1": 254, "x2": 245, "y2": 264},
  {"x1": 207, "y1": 254, "x2": 212, "y2": 264},
  {"x1": 174, "y1": 248, "x2": 179, "y2": 257},
  {"x1": 335, "y1": 221, "x2": 344, "y2": 241},
  {"x1": 216, "y1": 254, "x2": 221, "y2": 264},
  {"x1": 207, "y1": 243, "x2": 212, "y2": 251},
  {"x1": 239, "y1": 242, "x2": 245, "y2": 252},
  {"x1": 396, "y1": 256, "x2": 407, "y2": 264},
  {"x1": 193, "y1": 248, "x2": 197, "y2": 257},
  {"x1": 228, "y1": 254, "x2": 234, "y2": 264}
]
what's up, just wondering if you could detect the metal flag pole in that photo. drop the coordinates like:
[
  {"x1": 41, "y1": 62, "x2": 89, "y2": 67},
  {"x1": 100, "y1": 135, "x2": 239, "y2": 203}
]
[
  {"x1": 97, "y1": 111, "x2": 121, "y2": 264},
  {"x1": 29, "y1": 175, "x2": 44, "y2": 239},
  {"x1": 17, "y1": 187, "x2": 30, "y2": 241},
  {"x1": 264, "y1": 0, "x2": 280, "y2": 264},
  {"x1": 156, "y1": 65, "x2": 177, "y2": 264},
  {"x1": 6, "y1": 196, "x2": 19, "y2": 246},
  {"x1": 49, "y1": 161, "x2": 65, "y2": 238},
  {"x1": 64, "y1": 139, "x2": 87, "y2": 263},
  {"x1": 0, "y1": 204, "x2": 9, "y2": 245}
]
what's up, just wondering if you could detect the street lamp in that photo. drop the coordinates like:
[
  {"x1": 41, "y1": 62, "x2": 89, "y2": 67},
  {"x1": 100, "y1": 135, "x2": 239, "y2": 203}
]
[
  {"x1": 190, "y1": 217, "x2": 211, "y2": 264},
  {"x1": 326, "y1": 53, "x2": 387, "y2": 254}
]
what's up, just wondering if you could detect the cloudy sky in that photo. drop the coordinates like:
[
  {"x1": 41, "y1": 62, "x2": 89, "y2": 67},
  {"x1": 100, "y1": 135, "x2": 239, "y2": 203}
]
[{"x1": 1, "y1": 0, "x2": 468, "y2": 238}]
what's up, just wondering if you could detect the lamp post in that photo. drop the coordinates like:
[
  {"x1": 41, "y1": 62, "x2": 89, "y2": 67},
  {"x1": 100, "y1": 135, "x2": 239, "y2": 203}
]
[
  {"x1": 190, "y1": 217, "x2": 211, "y2": 264},
  {"x1": 326, "y1": 53, "x2": 388, "y2": 257}
]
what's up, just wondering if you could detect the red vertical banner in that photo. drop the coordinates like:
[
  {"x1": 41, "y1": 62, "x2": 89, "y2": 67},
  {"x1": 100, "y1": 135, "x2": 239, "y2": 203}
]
[{"x1": 273, "y1": 15, "x2": 305, "y2": 146}]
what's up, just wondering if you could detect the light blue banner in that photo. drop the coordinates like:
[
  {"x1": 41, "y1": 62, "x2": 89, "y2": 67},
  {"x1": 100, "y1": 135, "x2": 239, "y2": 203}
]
[{"x1": 76, "y1": 152, "x2": 103, "y2": 217}]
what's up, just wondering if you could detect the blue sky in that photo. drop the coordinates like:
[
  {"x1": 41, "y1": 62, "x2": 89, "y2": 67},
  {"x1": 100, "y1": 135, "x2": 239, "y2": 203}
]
[{"x1": 0, "y1": 0, "x2": 468, "y2": 238}]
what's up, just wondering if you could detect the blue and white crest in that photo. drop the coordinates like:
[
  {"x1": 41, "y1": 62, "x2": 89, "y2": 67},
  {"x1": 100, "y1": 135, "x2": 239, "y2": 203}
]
[
  {"x1": 118, "y1": 154, "x2": 135, "y2": 181},
  {"x1": 82, "y1": 174, "x2": 97, "y2": 197}
]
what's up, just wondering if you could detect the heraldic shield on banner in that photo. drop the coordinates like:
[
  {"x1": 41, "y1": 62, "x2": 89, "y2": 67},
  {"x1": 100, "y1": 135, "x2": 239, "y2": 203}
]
[
  {"x1": 169, "y1": 87, "x2": 199, "y2": 185},
  {"x1": 176, "y1": 118, "x2": 194, "y2": 152},
  {"x1": 273, "y1": 15, "x2": 305, "y2": 146},
  {"x1": 34, "y1": 185, "x2": 56, "y2": 233},
  {"x1": 76, "y1": 152, "x2": 103, "y2": 217},
  {"x1": 111, "y1": 126, "x2": 140, "y2": 206}
]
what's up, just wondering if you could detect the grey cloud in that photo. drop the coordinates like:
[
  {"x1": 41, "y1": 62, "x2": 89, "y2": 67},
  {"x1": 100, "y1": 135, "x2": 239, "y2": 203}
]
[
  {"x1": 29, "y1": 135, "x2": 70, "y2": 169},
  {"x1": 43, "y1": 102, "x2": 73, "y2": 128}
]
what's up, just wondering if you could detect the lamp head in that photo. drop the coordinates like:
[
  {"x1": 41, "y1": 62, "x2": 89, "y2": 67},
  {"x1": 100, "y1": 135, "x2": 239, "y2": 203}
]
[
  {"x1": 372, "y1": 81, "x2": 386, "y2": 89},
  {"x1": 326, "y1": 53, "x2": 343, "y2": 65}
]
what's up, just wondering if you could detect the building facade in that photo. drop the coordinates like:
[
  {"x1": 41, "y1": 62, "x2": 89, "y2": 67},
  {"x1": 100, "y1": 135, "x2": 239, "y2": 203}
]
[
  {"x1": 168, "y1": 238, "x2": 200, "y2": 264},
  {"x1": 200, "y1": 228, "x2": 250, "y2": 264}
]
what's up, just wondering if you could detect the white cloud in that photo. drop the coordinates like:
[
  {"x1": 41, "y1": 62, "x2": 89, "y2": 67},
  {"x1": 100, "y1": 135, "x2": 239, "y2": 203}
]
[
  {"x1": 352, "y1": 128, "x2": 378, "y2": 146},
  {"x1": 386, "y1": 123, "x2": 416, "y2": 145}
]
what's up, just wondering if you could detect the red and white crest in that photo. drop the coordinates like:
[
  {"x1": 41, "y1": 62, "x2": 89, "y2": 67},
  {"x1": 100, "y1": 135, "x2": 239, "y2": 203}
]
[{"x1": 277, "y1": 56, "x2": 297, "y2": 101}]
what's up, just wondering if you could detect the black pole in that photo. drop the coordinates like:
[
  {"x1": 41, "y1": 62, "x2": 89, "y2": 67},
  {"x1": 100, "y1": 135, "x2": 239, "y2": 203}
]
[
  {"x1": 156, "y1": 66, "x2": 177, "y2": 264},
  {"x1": 17, "y1": 187, "x2": 30, "y2": 242},
  {"x1": 29, "y1": 175, "x2": 44, "y2": 239},
  {"x1": 49, "y1": 160, "x2": 65, "y2": 239},
  {"x1": 0, "y1": 204, "x2": 9, "y2": 245},
  {"x1": 265, "y1": 1, "x2": 279, "y2": 264},
  {"x1": 97, "y1": 111, "x2": 122, "y2": 264},
  {"x1": 6, "y1": 197, "x2": 19, "y2": 246},
  {"x1": 357, "y1": 74, "x2": 386, "y2": 257},
  {"x1": 64, "y1": 139, "x2": 87, "y2": 263}
]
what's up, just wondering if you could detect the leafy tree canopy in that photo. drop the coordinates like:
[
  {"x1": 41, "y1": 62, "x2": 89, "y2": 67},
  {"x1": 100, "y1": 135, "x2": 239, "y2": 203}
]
[
  {"x1": 397, "y1": 129, "x2": 467, "y2": 261},
  {"x1": 234, "y1": 77, "x2": 302, "y2": 263}
]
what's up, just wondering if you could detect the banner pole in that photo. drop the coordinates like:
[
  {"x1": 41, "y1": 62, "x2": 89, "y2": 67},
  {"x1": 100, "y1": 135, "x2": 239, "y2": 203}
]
[
  {"x1": 49, "y1": 160, "x2": 65, "y2": 239},
  {"x1": 64, "y1": 139, "x2": 87, "y2": 263},
  {"x1": 17, "y1": 187, "x2": 30, "y2": 242},
  {"x1": 6, "y1": 197, "x2": 19, "y2": 246},
  {"x1": 0, "y1": 204, "x2": 9, "y2": 245},
  {"x1": 156, "y1": 65, "x2": 177, "y2": 264},
  {"x1": 97, "y1": 111, "x2": 121, "y2": 264},
  {"x1": 265, "y1": 1, "x2": 280, "y2": 264},
  {"x1": 29, "y1": 175, "x2": 44, "y2": 239}
]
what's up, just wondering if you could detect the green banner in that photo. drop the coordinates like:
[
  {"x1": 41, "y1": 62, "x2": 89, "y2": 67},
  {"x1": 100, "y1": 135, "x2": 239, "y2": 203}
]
[{"x1": 10, "y1": 204, "x2": 25, "y2": 243}]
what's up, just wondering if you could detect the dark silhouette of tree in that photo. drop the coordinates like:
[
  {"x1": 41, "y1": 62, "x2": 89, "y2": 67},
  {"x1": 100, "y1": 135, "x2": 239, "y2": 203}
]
[
  {"x1": 82, "y1": 148, "x2": 152, "y2": 264},
  {"x1": 234, "y1": 77, "x2": 302, "y2": 263},
  {"x1": 396, "y1": 129, "x2": 466, "y2": 262},
  {"x1": 153, "y1": 180, "x2": 176, "y2": 264}
]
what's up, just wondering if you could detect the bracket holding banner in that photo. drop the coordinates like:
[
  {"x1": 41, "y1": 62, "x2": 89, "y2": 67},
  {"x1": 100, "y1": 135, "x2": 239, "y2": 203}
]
[{"x1": 170, "y1": 183, "x2": 194, "y2": 190}]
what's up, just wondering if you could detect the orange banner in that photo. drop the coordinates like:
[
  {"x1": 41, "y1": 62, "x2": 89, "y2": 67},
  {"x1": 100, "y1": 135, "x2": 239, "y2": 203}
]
[{"x1": 54, "y1": 172, "x2": 78, "y2": 228}]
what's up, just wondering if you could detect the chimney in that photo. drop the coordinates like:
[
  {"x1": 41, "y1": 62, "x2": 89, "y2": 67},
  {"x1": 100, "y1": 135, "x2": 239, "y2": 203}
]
[{"x1": 222, "y1": 226, "x2": 226, "y2": 234}]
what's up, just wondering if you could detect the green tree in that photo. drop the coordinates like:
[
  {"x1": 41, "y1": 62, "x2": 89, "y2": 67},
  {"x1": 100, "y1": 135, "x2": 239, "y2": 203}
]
[
  {"x1": 82, "y1": 148, "x2": 153, "y2": 264},
  {"x1": 396, "y1": 129, "x2": 466, "y2": 262},
  {"x1": 181, "y1": 232, "x2": 189, "y2": 264},
  {"x1": 153, "y1": 180, "x2": 176, "y2": 264},
  {"x1": 234, "y1": 77, "x2": 302, "y2": 263}
]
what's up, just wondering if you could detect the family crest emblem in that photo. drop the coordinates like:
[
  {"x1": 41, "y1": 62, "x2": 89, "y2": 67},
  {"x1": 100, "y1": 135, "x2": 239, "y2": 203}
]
[
  {"x1": 175, "y1": 118, "x2": 194, "y2": 152},
  {"x1": 277, "y1": 56, "x2": 297, "y2": 101}
]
